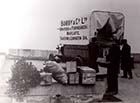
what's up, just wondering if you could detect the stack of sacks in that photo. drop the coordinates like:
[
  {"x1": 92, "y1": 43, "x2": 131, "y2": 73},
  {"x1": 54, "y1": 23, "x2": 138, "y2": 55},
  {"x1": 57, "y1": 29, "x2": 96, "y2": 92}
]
[{"x1": 43, "y1": 61, "x2": 67, "y2": 84}]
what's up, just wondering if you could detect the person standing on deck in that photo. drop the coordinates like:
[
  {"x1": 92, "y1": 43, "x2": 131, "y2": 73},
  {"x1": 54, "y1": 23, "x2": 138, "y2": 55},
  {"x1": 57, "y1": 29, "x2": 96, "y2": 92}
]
[
  {"x1": 121, "y1": 39, "x2": 133, "y2": 79},
  {"x1": 106, "y1": 43, "x2": 120, "y2": 95}
]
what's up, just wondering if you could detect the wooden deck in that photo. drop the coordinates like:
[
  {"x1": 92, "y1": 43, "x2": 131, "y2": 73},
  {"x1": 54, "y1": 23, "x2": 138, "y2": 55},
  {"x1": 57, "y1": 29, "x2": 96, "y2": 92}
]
[{"x1": 27, "y1": 80, "x2": 106, "y2": 96}]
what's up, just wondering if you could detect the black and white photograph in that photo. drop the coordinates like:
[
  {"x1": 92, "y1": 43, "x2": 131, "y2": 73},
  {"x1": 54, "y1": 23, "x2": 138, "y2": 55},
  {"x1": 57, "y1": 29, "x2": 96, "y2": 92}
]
[{"x1": 0, "y1": 0, "x2": 140, "y2": 103}]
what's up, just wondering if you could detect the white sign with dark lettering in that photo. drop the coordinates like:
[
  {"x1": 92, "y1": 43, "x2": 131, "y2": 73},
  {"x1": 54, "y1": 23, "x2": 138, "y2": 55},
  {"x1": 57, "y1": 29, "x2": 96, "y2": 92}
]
[{"x1": 58, "y1": 16, "x2": 89, "y2": 45}]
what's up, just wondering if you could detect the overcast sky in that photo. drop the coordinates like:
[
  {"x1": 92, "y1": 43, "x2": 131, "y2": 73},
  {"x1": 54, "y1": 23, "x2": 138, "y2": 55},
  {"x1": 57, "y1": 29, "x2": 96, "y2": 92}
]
[{"x1": 0, "y1": 0, "x2": 140, "y2": 53}]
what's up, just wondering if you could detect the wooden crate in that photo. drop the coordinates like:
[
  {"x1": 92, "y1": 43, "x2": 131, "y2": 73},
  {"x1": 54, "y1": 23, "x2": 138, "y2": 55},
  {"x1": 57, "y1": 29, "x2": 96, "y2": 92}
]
[
  {"x1": 68, "y1": 72, "x2": 79, "y2": 85},
  {"x1": 78, "y1": 66, "x2": 96, "y2": 85},
  {"x1": 66, "y1": 61, "x2": 77, "y2": 73}
]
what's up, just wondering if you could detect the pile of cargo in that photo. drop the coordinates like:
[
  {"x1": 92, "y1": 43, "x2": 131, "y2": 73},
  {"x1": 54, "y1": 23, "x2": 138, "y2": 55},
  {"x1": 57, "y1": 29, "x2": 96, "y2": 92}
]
[
  {"x1": 41, "y1": 60, "x2": 96, "y2": 86},
  {"x1": 66, "y1": 61, "x2": 96, "y2": 85}
]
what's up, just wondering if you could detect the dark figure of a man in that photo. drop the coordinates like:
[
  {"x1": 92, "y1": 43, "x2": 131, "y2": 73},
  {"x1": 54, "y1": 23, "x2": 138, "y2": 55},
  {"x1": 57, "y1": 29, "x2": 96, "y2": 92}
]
[
  {"x1": 106, "y1": 43, "x2": 120, "y2": 95},
  {"x1": 121, "y1": 39, "x2": 133, "y2": 79},
  {"x1": 88, "y1": 37, "x2": 99, "y2": 73}
]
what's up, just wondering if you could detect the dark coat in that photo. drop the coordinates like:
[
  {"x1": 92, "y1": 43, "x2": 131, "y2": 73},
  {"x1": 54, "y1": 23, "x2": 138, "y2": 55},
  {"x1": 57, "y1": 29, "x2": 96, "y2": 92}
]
[
  {"x1": 106, "y1": 44, "x2": 120, "y2": 92},
  {"x1": 107, "y1": 44, "x2": 120, "y2": 76},
  {"x1": 88, "y1": 42, "x2": 99, "y2": 72},
  {"x1": 121, "y1": 43, "x2": 131, "y2": 70}
]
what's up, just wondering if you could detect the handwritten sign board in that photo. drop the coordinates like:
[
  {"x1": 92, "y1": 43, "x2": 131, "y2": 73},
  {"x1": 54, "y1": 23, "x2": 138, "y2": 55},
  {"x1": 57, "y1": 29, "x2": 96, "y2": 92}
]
[{"x1": 58, "y1": 16, "x2": 89, "y2": 45}]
